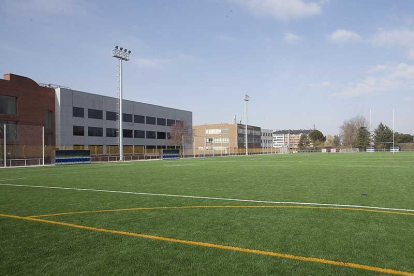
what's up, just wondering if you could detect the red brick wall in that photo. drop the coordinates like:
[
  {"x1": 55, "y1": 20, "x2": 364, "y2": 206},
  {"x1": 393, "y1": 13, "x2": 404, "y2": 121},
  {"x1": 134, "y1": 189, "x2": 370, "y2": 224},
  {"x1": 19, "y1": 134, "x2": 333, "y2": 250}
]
[{"x1": 0, "y1": 73, "x2": 55, "y2": 146}]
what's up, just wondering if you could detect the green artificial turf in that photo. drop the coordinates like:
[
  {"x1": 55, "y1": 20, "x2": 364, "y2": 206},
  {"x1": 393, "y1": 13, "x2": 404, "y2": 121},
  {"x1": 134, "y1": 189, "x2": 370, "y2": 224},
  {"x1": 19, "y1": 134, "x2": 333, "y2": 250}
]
[{"x1": 0, "y1": 152, "x2": 413, "y2": 276}]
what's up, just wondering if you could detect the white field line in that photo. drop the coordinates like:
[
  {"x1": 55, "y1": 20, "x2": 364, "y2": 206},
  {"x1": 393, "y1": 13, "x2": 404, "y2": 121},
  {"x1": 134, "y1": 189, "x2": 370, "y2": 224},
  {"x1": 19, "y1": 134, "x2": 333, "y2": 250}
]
[
  {"x1": 0, "y1": 178, "x2": 27, "y2": 182},
  {"x1": 1, "y1": 183, "x2": 414, "y2": 213}
]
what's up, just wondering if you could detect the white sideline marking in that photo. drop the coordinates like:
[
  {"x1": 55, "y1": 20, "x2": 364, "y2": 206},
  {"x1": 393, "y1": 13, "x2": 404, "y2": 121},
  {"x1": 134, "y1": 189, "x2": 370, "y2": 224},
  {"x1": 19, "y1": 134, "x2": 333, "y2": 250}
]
[
  {"x1": 1, "y1": 183, "x2": 414, "y2": 213},
  {"x1": 0, "y1": 178, "x2": 27, "y2": 182}
]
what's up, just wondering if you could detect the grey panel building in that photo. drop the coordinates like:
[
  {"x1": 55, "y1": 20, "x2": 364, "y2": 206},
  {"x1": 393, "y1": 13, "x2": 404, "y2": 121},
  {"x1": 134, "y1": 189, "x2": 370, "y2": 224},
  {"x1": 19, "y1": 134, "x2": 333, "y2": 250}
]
[{"x1": 55, "y1": 88, "x2": 192, "y2": 155}]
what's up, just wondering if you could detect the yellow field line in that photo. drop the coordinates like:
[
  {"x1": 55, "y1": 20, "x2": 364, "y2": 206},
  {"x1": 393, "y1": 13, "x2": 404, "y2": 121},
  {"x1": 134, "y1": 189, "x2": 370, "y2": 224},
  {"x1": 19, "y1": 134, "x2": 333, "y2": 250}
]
[
  {"x1": 29, "y1": 205, "x2": 414, "y2": 218},
  {"x1": 0, "y1": 213, "x2": 413, "y2": 276}
]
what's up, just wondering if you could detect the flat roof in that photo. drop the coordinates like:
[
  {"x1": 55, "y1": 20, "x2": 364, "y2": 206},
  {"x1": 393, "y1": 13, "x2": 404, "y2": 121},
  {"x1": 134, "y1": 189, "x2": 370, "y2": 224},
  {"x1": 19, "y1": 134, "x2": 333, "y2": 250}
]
[{"x1": 57, "y1": 87, "x2": 192, "y2": 114}]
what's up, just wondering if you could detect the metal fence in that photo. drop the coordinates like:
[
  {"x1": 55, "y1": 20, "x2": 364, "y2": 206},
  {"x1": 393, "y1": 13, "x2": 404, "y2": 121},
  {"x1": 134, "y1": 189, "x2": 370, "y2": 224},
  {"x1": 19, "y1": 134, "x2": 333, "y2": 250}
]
[
  {"x1": 0, "y1": 124, "x2": 47, "y2": 168},
  {"x1": 1, "y1": 124, "x2": 413, "y2": 168}
]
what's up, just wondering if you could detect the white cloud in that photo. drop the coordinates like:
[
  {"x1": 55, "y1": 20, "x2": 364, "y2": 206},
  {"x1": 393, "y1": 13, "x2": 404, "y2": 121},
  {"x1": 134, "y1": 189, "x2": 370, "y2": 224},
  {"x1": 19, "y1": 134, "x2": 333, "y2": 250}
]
[
  {"x1": 328, "y1": 29, "x2": 361, "y2": 43},
  {"x1": 371, "y1": 28, "x2": 414, "y2": 59},
  {"x1": 335, "y1": 63, "x2": 414, "y2": 97},
  {"x1": 371, "y1": 28, "x2": 414, "y2": 47},
  {"x1": 283, "y1": 32, "x2": 302, "y2": 44},
  {"x1": 227, "y1": 0, "x2": 327, "y2": 21},
  {"x1": 368, "y1": 64, "x2": 392, "y2": 73}
]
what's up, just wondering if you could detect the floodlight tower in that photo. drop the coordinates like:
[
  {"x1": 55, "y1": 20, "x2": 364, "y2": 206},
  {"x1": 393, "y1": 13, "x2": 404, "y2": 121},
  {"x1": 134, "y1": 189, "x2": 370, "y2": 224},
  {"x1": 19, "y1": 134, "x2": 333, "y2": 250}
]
[
  {"x1": 244, "y1": 94, "x2": 249, "y2": 156},
  {"x1": 393, "y1": 109, "x2": 395, "y2": 153},
  {"x1": 112, "y1": 46, "x2": 131, "y2": 161}
]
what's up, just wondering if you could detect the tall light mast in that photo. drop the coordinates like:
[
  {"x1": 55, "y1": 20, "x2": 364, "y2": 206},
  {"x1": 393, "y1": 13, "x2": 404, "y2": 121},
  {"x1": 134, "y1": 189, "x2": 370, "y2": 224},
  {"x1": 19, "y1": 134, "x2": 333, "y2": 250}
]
[
  {"x1": 244, "y1": 94, "x2": 249, "y2": 156},
  {"x1": 112, "y1": 46, "x2": 131, "y2": 161}
]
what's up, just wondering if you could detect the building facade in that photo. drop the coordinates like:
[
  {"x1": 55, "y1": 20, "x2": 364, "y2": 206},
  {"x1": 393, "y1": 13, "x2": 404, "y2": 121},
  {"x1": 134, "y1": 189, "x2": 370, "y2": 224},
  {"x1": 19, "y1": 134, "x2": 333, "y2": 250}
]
[
  {"x1": 192, "y1": 123, "x2": 261, "y2": 154},
  {"x1": 0, "y1": 74, "x2": 56, "y2": 164},
  {"x1": 0, "y1": 74, "x2": 55, "y2": 145},
  {"x1": 55, "y1": 88, "x2": 192, "y2": 155},
  {"x1": 261, "y1": 129, "x2": 273, "y2": 148},
  {"x1": 273, "y1": 129, "x2": 312, "y2": 149}
]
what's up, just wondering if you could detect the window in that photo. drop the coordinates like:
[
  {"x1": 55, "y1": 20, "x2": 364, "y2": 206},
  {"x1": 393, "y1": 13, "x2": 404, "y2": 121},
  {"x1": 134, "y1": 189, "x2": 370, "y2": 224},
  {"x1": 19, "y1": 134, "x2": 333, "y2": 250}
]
[
  {"x1": 123, "y1": 129, "x2": 133, "y2": 138},
  {"x1": 45, "y1": 111, "x2": 52, "y2": 129},
  {"x1": 88, "y1": 127, "x2": 103, "y2": 137},
  {"x1": 46, "y1": 133, "x2": 53, "y2": 146},
  {"x1": 88, "y1": 109, "x2": 103, "y2": 119},
  {"x1": 106, "y1": 128, "x2": 117, "y2": 137},
  {"x1": 0, "y1": 95, "x2": 17, "y2": 115},
  {"x1": 134, "y1": 115, "x2": 145, "y2": 124},
  {"x1": 134, "y1": 130, "x2": 145, "y2": 138},
  {"x1": 146, "y1": 131, "x2": 156, "y2": 139},
  {"x1": 0, "y1": 121, "x2": 17, "y2": 140},
  {"x1": 106, "y1": 111, "x2": 116, "y2": 121},
  {"x1": 73, "y1": 126, "x2": 84, "y2": 136},
  {"x1": 146, "y1": 116, "x2": 156, "y2": 125},
  {"x1": 167, "y1": 119, "x2": 175, "y2": 126},
  {"x1": 73, "y1": 107, "x2": 84, "y2": 118},
  {"x1": 123, "y1": 113, "x2": 133, "y2": 123},
  {"x1": 167, "y1": 132, "x2": 171, "y2": 139},
  {"x1": 157, "y1": 118, "x2": 166, "y2": 126},
  {"x1": 157, "y1": 131, "x2": 166, "y2": 139},
  {"x1": 176, "y1": 120, "x2": 183, "y2": 125}
]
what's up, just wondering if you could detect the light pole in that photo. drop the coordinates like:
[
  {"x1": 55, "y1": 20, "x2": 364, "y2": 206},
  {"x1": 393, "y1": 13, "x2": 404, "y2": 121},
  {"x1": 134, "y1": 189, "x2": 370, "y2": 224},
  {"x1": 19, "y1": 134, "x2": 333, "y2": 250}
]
[
  {"x1": 244, "y1": 94, "x2": 249, "y2": 156},
  {"x1": 112, "y1": 46, "x2": 131, "y2": 161},
  {"x1": 393, "y1": 109, "x2": 395, "y2": 153}
]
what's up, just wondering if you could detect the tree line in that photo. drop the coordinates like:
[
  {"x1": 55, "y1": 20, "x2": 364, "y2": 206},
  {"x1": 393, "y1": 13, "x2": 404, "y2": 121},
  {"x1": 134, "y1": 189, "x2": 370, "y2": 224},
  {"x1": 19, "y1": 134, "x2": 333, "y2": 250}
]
[
  {"x1": 298, "y1": 115, "x2": 413, "y2": 150},
  {"x1": 339, "y1": 115, "x2": 413, "y2": 149}
]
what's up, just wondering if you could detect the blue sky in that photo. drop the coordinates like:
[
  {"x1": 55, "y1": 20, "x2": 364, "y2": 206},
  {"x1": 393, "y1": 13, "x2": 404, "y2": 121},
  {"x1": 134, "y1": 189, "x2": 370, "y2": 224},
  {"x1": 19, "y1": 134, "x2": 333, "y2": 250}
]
[{"x1": 1, "y1": 0, "x2": 414, "y2": 135}]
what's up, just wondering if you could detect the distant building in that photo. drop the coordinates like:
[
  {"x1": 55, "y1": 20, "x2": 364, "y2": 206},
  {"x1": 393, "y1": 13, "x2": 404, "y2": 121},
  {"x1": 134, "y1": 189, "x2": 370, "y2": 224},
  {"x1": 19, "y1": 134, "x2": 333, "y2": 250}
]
[
  {"x1": 261, "y1": 129, "x2": 273, "y2": 148},
  {"x1": 55, "y1": 88, "x2": 192, "y2": 155},
  {"x1": 193, "y1": 123, "x2": 261, "y2": 154},
  {"x1": 273, "y1": 129, "x2": 312, "y2": 149}
]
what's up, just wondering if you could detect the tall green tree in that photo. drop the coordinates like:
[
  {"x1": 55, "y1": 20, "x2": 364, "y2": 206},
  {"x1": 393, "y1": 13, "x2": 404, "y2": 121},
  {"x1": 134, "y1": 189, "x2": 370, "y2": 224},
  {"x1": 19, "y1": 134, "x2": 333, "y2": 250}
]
[
  {"x1": 395, "y1": 133, "x2": 413, "y2": 143},
  {"x1": 354, "y1": 127, "x2": 371, "y2": 149},
  {"x1": 333, "y1": 135, "x2": 341, "y2": 147},
  {"x1": 309, "y1": 129, "x2": 325, "y2": 143},
  {"x1": 298, "y1": 134, "x2": 309, "y2": 150},
  {"x1": 373, "y1": 123, "x2": 393, "y2": 149}
]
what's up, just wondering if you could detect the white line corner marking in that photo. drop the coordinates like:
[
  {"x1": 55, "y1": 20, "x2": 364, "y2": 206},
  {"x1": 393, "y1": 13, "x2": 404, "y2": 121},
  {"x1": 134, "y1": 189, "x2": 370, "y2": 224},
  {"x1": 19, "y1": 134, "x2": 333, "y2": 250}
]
[{"x1": 0, "y1": 183, "x2": 413, "y2": 213}]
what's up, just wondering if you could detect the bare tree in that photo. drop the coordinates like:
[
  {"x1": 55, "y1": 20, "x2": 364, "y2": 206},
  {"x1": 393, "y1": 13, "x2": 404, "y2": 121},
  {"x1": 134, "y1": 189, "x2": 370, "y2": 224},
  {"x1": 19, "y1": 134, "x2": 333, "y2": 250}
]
[
  {"x1": 168, "y1": 121, "x2": 192, "y2": 150},
  {"x1": 339, "y1": 115, "x2": 368, "y2": 146}
]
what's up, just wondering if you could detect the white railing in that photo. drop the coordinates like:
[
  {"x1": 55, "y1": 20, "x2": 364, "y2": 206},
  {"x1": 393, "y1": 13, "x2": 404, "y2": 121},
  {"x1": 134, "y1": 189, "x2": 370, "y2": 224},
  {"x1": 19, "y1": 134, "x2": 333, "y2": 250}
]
[{"x1": 8, "y1": 158, "x2": 42, "y2": 167}]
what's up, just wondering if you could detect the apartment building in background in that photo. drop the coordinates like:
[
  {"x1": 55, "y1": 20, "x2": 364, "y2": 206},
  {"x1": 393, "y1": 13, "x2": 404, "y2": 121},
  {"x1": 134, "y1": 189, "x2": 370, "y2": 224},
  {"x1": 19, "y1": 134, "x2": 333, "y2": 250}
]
[
  {"x1": 273, "y1": 129, "x2": 312, "y2": 149},
  {"x1": 192, "y1": 123, "x2": 261, "y2": 154},
  {"x1": 261, "y1": 129, "x2": 273, "y2": 148}
]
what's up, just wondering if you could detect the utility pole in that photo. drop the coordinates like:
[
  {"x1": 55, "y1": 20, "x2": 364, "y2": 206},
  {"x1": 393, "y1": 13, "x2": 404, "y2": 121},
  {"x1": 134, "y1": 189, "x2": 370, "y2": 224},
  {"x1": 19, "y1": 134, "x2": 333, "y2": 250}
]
[{"x1": 112, "y1": 46, "x2": 131, "y2": 161}]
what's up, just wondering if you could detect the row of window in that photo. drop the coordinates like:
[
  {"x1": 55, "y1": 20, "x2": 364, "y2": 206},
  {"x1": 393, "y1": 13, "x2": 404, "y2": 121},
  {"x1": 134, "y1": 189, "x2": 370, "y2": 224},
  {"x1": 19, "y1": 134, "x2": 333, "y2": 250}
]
[
  {"x1": 73, "y1": 107, "x2": 182, "y2": 126},
  {"x1": 237, "y1": 128, "x2": 261, "y2": 136},
  {"x1": 205, "y1": 129, "x2": 229, "y2": 135},
  {"x1": 261, "y1": 132, "x2": 272, "y2": 137},
  {"x1": 206, "y1": 137, "x2": 230, "y2": 143},
  {"x1": 73, "y1": 126, "x2": 171, "y2": 139},
  {"x1": 237, "y1": 137, "x2": 262, "y2": 143}
]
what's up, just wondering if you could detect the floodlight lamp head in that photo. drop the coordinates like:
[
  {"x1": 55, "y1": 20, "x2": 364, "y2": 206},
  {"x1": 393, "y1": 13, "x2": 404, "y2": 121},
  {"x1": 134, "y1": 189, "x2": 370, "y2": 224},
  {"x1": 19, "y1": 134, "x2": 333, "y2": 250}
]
[
  {"x1": 128, "y1": 50, "x2": 131, "y2": 54},
  {"x1": 124, "y1": 49, "x2": 127, "y2": 52},
  {"x1": 115, "y1": 46, "x2": 118, "y2": 49},
  {"x1": 120, "y1": 47, "x2": 123, "y2": 50},
  {"x1": 244, "y1": 94, "x2": 250, "y2": 101}
]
